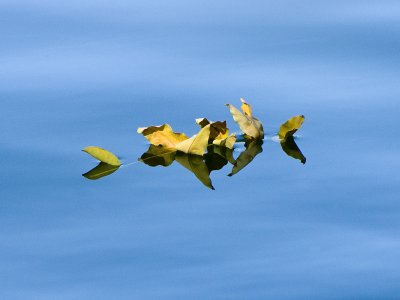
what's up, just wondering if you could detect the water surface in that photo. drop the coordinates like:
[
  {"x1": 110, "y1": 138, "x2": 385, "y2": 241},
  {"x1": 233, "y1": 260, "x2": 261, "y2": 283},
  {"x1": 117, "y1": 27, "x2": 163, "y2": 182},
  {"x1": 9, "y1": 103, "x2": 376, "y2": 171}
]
[{"x1": 1, "y1": 1, "x2": 400, "y2": 299}]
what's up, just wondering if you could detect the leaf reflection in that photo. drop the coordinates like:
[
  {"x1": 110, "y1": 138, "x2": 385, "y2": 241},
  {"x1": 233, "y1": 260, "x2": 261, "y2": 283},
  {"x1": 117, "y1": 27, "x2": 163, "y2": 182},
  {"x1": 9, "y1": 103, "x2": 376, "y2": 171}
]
[
  {"x1": 137, "y1": 141, "x2": 265, "y2": 188},
  {"x1": 175, "y1": 153, "x2": 214, "y2": 190},
  {"x1": 82, "y1": 136, "x2": 306, "y2": 188},
  {"x1": 228, "y1": 140, "x2": 263, "y2": 176},
  {"x1": 140, "y1": 145, "x2": 176, "y2": 167},
  {"x1": 204, "y1": 145, "x2": 230, "y2": 173},
  {"x1": 209, "y1": 145, "x2": 236, "y2": 165},
  {"x1": 139, "y1": 145, "x2": 216, "y2": 189},
  {"x1": 82, "y1": 162, "x2": 120, "y2": 180},
  {"x1": 280, "y1": 136, "x2": 306, "y2": 164},
  {"x1": 83, "y1": 101, "x2": 307, "y2": 187}
]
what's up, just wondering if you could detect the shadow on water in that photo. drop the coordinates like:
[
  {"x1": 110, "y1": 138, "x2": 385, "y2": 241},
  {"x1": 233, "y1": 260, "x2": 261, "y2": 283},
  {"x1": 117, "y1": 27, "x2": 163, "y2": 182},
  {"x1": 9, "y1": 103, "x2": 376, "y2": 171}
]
[{"x1": 82, "y1": 136, "x2": 306, "y2": 189}]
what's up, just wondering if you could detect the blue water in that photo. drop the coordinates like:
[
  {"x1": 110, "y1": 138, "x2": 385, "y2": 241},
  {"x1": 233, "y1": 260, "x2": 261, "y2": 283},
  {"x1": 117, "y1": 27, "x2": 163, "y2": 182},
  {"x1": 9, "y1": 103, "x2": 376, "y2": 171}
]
[{"x1": 1, "y1": 1, "x2": 400, "y2": 299}]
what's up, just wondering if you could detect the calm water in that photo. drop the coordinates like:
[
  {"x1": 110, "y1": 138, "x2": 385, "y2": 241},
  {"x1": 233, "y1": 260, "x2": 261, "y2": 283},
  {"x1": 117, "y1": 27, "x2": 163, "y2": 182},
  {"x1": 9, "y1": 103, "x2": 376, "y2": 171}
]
[{"x1": 1, "y1": 1, "x2": 400, "y2": 299}]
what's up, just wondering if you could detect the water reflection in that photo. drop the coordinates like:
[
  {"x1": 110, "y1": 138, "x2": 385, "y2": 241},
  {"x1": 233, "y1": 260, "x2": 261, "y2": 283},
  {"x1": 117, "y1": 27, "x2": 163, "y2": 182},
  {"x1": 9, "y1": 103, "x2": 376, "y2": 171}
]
[
  {"x1": 82, "y1": 137, "x2": 306, "y2": 188},
  {"x1": 139, "y1": 145, "x2": 231, "y2": 190},
  {"x1": 138, "y1": 140, "x2": 264, "y2": 189},
  {"x1": 280, "y1": 136, "x2": 306, "y2": 164},
  {"x1": 82, "y1": 162, "x2": 120, "y2": 180},
  {"x1": 139, "y1": 145, "x2": 176, "y2": 167},
  {"x1": 175, "y1": 152, "x2": 214, "y2": 190},
  {"x1": 228, "y1": 140, "x2": 263, "y2": 176}
]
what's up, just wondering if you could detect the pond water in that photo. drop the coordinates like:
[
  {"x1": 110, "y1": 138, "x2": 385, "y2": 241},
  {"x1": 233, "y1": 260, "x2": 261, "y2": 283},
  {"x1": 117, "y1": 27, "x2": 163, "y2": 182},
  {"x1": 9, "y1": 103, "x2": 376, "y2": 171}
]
[{"x1": 1, "y1": 1, "x2": 400, "y2": 299}]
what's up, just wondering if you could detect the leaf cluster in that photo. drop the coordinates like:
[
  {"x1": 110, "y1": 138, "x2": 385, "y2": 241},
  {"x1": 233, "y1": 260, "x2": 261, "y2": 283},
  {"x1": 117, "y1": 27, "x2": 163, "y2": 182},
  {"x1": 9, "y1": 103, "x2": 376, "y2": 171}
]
[{"x1": 81, "y1": 99, "x2": 306, "y2": 188}]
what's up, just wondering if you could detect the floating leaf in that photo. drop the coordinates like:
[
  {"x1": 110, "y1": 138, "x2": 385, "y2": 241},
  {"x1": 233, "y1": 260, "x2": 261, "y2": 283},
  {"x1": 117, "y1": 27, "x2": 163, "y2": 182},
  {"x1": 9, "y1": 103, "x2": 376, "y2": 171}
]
[
  {"x1": 212, "y1": 134, "x2": 236, "y2": 149},
  {"x1": 228, "y1": 140, "x2": 263, "y2": 176},
  {"x1": 82, "y1": 100, "x2": 309, "y2": 189},
  {"x1": 226, "y1": 99, "x2": 264, "y2": 139},
  {"x1": 280, "y1": 136, "x2": 306, "y2": 164},
  {"x1": 137, "y1": 124, "x2": 188, "y2": 149},
  {"x1": 82, "y1": 162, "x2": 120, "y2": 180},
  {"x1": 175, "y1": 124, "x2": 211, "y2": 156},
  {"x1": 195, "y1": 118, "x2": 211, "y2": 128},
  {"x1": 240, "y1": 98, "x2": 252, "y2": 117},
  {"x1": 278, "y1": 115, "x2": 305, "y2": 140},
  {"x1": 82, "y1": 146, "x2": 121, "y2": 166},
  {"x1": 175, "y1": 152, "x2": 214, "y2": 190},
  {"x1": 195, "y1": 118, "x2": 229, "y2": 141},
  {"x1": 140, "y1": 145, "x2": 176, "y2": 167}
]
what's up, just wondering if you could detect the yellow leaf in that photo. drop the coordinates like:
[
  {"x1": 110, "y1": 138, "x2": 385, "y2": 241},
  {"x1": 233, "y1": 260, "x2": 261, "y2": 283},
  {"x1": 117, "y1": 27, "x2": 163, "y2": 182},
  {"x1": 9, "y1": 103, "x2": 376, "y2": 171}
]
[
  {"x1": 226, "y1": 99, "x2": 264, "y2": 139},
  {"x1": 82, "y1": 146, "x2": 121, "y2": 166},
  {"x1": 278, "y1": 115, "x2": 305, "y2": 140},
  {"x1": 139, "y1": 145, "x2": 176, "y2": 167},
  {"x1": 212, "y1": 134, "x2": 236, "y2": 149},
  {"x1": 195, "y1": 118, "x2": 229, "y2": 141},
  {"x1": 280, "y1": 136, "x2": 306, "y2": 164},
  {"x1": 240, "y1": 98, "x2": 252, "y2": 117},
  {"x1": 175, "y1": 124, "x2": 211, "y2": 156},
  {"x1": 175, "y1": 153, "x2": 214, "y2": 190},
  {"x1": 137, "y1": 124, "x2": 188, "y2": 149},
  {"x1": 82, "y1": 162, "x2": 120, "y2": 180}
]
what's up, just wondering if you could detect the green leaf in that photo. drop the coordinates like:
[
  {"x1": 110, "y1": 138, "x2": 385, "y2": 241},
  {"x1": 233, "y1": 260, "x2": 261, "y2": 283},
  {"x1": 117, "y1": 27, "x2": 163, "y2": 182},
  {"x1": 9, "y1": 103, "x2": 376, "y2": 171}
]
[
  {"x1": 278, "y1": 115, "x2": 305, "y2": 140},
  {"x1": 82, "y1": 146, "x2": 121, "y2": 166}
]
